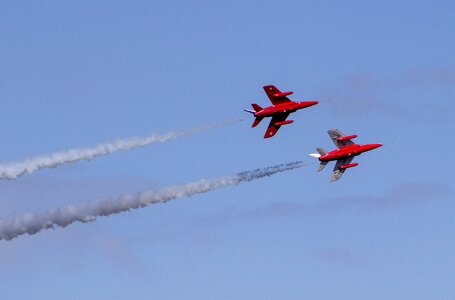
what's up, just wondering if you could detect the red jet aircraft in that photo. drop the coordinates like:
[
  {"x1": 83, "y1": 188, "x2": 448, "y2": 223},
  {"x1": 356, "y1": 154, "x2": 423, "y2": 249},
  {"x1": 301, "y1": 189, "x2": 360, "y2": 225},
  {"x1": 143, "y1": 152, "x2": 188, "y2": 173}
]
[
  {"x1": 310, "y1": 129, "x2": 382, "y2": 181},
  {"x1": 245, "y1": 85, "x2": 318, "y2": 138}
]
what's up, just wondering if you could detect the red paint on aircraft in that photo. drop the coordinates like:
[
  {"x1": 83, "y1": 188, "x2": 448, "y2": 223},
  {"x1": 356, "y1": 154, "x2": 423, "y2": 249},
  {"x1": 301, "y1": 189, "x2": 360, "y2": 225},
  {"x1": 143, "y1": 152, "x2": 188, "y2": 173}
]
[
  {"x1": 319, "y1": 143, "x2": 382, "y2": 162},
  {"x1": 245, "y1": 85, "x2": 318, "y2": 138},
  {"x1": 273, "y1": 91, "x2": 294, "y2": 98},
  {"x1": 275, "y1": 120, "x2": 294, "y2": 126},
  {"x1": 312, "y1": 129, "x2": 382, "y2": 181},
  {"x1": 339, "y1": 163, "x2": 359, "y2": 169},
  {"x1": 337, "y1": 134, "x2": 358, "y2": 141}
]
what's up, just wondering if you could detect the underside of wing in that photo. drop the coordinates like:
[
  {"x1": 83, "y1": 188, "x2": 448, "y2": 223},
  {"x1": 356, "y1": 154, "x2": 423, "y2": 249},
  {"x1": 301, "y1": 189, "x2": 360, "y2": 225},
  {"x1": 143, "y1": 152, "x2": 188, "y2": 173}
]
[
  {"x1": 328, "y1": 129, "x2": 355, "y2": 148},
  {"x1": 330, "y1": 157, "x2": 354, "y2": 181},
  {"x1": 263, "y1": 85, "x2": 292, "y2": 105},
  {"x1": 264, "y1": 113, "x2": 290, "y2": 138}
]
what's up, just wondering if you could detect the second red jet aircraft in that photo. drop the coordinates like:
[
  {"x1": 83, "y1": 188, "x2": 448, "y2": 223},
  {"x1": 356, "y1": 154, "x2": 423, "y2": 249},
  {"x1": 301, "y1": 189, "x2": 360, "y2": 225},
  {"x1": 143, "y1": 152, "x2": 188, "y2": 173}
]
[
  {"x1": 245, "y1": 85, "x2": 318, "y2": 138},
  {"x1": 310, "y1": 129, "x2": 382, "y2": 181}
]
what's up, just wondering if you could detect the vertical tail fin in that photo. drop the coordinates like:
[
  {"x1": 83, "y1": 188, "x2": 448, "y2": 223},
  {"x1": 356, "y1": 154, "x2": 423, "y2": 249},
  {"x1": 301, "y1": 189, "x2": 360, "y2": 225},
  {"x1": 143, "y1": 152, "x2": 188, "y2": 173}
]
[
  {"x1": 251, "y1": 103, "x2": 263, "y2": 112},
  {"x1": 316, "y1": 147, "x2": 327, "y2": 156},
  {"x1": 245, "y1": 104, "x2": 264, "y2": 127},
  {"x1": 309, "y1": 148, "x2": 328, "y2": 171}
]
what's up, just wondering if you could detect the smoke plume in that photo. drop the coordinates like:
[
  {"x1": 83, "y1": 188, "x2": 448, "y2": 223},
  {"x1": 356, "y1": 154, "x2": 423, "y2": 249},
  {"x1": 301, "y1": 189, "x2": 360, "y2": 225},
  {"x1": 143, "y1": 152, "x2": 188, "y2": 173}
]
[
  {"x1": 0, "y1": 161, "x2": 305, "y2": 241},
  {"x1": 0, "y1": 119, "x2": 241, "y2": 180}
]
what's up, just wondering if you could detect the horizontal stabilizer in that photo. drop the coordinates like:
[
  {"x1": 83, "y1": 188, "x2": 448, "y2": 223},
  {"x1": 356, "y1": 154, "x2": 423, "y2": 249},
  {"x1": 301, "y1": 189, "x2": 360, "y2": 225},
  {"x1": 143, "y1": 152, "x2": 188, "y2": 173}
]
[
  {"x1": 252, "y1": 116, "x2": 264, "y2": 128},
  {"x1": 316, "y1": 147, "x2": 327, "y2": 156},
  {"x1": 318, "y1": 161, "x2": 328, "y2": 172}
]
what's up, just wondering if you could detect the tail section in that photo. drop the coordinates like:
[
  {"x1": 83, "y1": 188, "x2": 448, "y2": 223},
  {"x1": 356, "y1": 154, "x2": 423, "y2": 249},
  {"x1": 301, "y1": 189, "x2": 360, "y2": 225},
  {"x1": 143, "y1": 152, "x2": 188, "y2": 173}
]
[
  {"x1": 316, "y1": 147, "x2": 327, "y2": 156},
  {"x1": 252, "y1": 116, "x2": 264, "y2": 127},
  {"x1": 244, "y1": 104, "x2": 264, "y2": 127},
  {"x1": 251, "y1": 103, "x2": 263, "y2": 112},
  {"x1": 317, "y1": 161, "x2": 328, "y2": 172},
  {"x1": 244, "y1": 104, "x2": 263, "y2": 115},
  {"x1": 309, "y1": 147, "x2": 327, "y2": 159},
  {"x1": 309, "y1": 148, "x2": 328, "y2": 172}
]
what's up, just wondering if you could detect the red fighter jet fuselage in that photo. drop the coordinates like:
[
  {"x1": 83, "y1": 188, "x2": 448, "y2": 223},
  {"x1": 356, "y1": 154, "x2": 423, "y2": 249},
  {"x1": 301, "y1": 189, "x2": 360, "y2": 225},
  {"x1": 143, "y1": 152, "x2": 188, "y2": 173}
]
[
  {"x1": 310, "y1": 129, "x2": 382, "y2": 181},
  {"x1": 319, "y1": 142, "x2": 383, "y2": 163},
  {"x1": 254, "y1": 101, "x2": 318, "y2": 119},
  {"x1": 245, "y1": 85, "x2": 318, "y2": 138}
]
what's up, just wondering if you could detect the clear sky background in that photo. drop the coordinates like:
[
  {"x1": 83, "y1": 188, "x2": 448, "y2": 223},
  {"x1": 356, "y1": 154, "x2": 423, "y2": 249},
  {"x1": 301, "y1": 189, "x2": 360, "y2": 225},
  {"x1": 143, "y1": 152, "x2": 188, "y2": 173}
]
[{"x1": 0, "y1": 1, "x2": 454, "y2": 299}]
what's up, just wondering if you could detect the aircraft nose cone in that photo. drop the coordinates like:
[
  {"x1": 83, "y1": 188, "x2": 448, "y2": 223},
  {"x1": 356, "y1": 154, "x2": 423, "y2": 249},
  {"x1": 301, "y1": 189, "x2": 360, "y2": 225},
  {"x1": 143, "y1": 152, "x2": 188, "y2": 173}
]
[{"x1": 374, "y1": 143, "x2": 383, "y2": 149}]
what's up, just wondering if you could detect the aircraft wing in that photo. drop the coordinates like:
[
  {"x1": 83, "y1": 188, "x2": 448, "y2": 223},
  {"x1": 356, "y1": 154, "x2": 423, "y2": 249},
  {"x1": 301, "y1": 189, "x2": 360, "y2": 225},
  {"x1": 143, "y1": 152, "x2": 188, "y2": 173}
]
[
  {"x1": 264, "y1": 112, "x2": 290, "y2": 138},
  {"x1": 263, "y1": 85, "x2": 292, "y2": 105},
  {"x1": 328, "y1": 129, "x2": 355, "y2": 148},
  {"x1": 330, "y1": 157, "x2": 353, "y2": 181}
]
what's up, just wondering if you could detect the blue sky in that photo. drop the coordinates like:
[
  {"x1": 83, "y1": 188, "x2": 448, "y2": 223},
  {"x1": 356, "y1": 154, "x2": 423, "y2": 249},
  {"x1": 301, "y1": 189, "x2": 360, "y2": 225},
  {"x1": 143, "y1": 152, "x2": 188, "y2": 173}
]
[{"x1": 0, "y1": 1, "x2": 454, "y2": 299}]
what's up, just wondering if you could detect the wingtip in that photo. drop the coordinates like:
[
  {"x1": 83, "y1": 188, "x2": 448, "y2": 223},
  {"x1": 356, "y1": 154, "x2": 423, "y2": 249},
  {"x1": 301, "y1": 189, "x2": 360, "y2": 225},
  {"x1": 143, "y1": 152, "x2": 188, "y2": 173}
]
[{"x1": 330, "y1": 175, "x2": 340, "y2": 182}]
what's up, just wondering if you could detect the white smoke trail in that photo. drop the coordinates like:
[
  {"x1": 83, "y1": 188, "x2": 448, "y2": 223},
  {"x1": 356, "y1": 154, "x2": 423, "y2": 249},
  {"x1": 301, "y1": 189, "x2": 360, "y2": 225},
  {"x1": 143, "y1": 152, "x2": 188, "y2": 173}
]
[
  {"x1": 0, "y1": 161, "x2": 305, "y2": 241},
  {"x1": 0, "y1": 119, "x2": 241, "y2": 180}
]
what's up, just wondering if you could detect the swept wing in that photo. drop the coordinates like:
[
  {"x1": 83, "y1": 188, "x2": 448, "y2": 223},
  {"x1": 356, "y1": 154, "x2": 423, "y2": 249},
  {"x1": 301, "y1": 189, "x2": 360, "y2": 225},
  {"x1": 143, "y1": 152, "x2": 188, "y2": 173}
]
[
  {"x1": 263, "y1": 85, "x2": 293, "y2": 105},
  {"x1": 328, "y1": 129, "x2": 355, "y2": 148},
  {"x1": 264, "y1": 112, "x2": 290, "y2": 138},
  {"x1": 330, "y1": 157, "x2": 354, "y2": 182}
]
